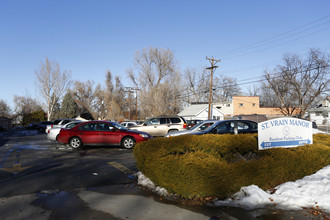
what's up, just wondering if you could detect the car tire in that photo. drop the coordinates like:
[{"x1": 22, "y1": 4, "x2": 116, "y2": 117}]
[
  {"x1": 69, "y1": 137, "x2": 82, "y2": 149},
  {"x1": 121, "y1": 137, "x2": 135, "y2": 149}
]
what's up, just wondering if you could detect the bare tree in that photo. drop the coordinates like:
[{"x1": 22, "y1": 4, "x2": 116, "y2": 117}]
[
  {"x1": 247, "y1": 85, "x2": 260, "y2": 97},
  {"x1": 127, "y1": 47, "x2": 182, "y2": 117},
  {"x1": 71, "y1": 72, "x2": 127, "y2": 121},
  {"x1": 258, "y1": 83, "x2": 279, "y2": 107},
  {"x1": 13, "y1": 95, "x2": 44, "y2": 125},
  {"x1": 93, "y1": 83, "x2": 106, "y2": 119},
  {"x1": 71, "y1": 80, "x2": 97, "y2": 119},
  {"x1": 213, "y1": 74, "x2": 241, "y2": 102},
  {"x1": 103, "y1": 73, "x2": 126, "y2": 120},
  {"x1": 183, "y1": 67, "x2": 241, "y2": 104},
  {"x1": 14, "y1": 95, "x2": 41, "y2": 116},
  {"x1": 35, "y1": 57, "x2": 71, "y2": 120},
  {"x1": 183, "y1": 67, "x2": 209, "y2": 103},
  {"x1": 0, "y1": 99, "x2": 12, "y2": 117},
  {"x1": 265, "y1": 49, "x2": 329, "y2": 118},
  {"x1": 101, "y1": 71, "x2": 127, "y2": 120}
]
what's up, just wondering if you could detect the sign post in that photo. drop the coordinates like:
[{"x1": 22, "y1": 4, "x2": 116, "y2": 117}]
[{"x1": 258, "y1": 117, "x2": 313, "y2": 150}]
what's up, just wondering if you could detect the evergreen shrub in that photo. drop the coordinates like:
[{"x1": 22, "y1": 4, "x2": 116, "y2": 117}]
[{"x1": 133, "y1": 133, "x2": 330, "y2": 199}]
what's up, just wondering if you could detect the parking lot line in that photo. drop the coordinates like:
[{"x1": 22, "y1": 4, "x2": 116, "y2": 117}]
[{"x1": 108, "y1": 161, "x2": 131, "y2": 174}]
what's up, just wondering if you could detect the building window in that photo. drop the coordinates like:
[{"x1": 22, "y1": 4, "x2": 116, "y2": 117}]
[
  {"x1": 239, "y1": 103, "x2": 244, "y2": 107},
  {"x1": 252, "y1": 103, "x2": 256, "y2": 107},
  {"x1": 227, "y1": 104, "x2": 230, "y2": 107}
]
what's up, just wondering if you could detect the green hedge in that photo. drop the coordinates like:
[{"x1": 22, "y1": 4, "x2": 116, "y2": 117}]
[{"x1": 133, "y1": 133, "x2": 330, "y2": 199}]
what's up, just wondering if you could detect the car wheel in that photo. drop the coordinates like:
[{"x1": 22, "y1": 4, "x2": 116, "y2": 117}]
[
  {"x1": 168, "y1": 129, "x2": 178, "y2": 133},
  {"x1": 121, "y1": 137, "x2": 135, "y2": 149},
  {"x1": 69, "y1": 137, "x2": 82, "y2": 149}
]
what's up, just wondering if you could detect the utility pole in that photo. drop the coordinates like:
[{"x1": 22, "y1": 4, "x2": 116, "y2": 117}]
[
  {"x1": 206, "y1": 57, "x2": 220, "y2": 120},
  {"x1": 125, "y1": 87, "x2": 140, "y2": 120},
  {"x1": 125, "y1": 87, "x2": 134, "y2": 120},
  {"x1": 133, "y1": 87, "x2": 140, "y2": 120}
]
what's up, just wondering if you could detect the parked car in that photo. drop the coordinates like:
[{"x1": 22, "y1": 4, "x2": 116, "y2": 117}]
[
  {"x1": 165, "y1": 120, "x2": 218, "y2": 137},
  {"x1": 38, "y1": 121, "x2": 54, "y2": 132},
  {"x1": 120, "y1": 121, "x2": 138, "y2": 128},
  {"x1": 186, "y1": 119, "x2": 203, "y2": 129},
  {"x1": 47, "y1": 121, "x2": 82, "y2": 141},
  {"x1": 183, "y1": 119, "x2": 258, "y2": 136},
  {"x1": 26, "y1": 123, "x2": 40, "y2": 130},
  {"x1": 129, "y1": 116, "x2": 187, "y2": 137},
  {"x1": 45, "y1": 119, "x2": 77, "y2": 133},
  {"x1": 57, "y1": 120, "x2": 151, "y2": 149},
  {"x1": 27, "y1": 121, "x2": 53, "y2": 132}
]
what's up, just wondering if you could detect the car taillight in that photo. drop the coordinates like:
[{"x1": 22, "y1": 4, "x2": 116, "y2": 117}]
[{"x1": 183, "y1": 123, "x2": 187, "y2": 129}]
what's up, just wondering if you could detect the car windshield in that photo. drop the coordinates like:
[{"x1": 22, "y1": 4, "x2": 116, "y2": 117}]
[
  {"x1": 202, "y1": 121, "x2": 221, "y2": 133},
  {"x1": 65, "y1": 122, "x2": 81, "y2": 129},
  {"x1": 189, "y1": 121, "x2": 204, "y2": 130},
  {"x1": 112, "y1": 122, "x2": 128, "y2": 130}
]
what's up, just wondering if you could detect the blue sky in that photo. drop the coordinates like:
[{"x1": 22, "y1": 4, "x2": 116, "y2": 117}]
[{"x1": 1, "y1": 0, "x2": 329, "y2": 108}]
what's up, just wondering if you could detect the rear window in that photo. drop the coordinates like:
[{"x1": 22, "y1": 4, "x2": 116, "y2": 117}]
[
  {"x1": 62, "y1": 119, "x2": 73, "y2": 124},
  {"x1": 53, "y1": 119, "x2": 62, "y2": 125},
  {"x1": 169, "y1": 117, "x2": 181, "y2": 124},
  {"x1": 160, "y1": 118, "x2": 169, "y2": 124}
]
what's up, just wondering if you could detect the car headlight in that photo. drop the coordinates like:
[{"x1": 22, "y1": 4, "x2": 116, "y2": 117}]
[{"x1": 139, "y1": 134, "x2": 149, "y2": 138}]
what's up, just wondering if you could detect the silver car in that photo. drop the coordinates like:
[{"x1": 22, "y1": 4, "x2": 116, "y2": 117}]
[
  {"x1": 130, "y1": 116, "x2": 187, "y2": 137},
  {"x1": 45, "y1": 118, "x2": 77, "y2": 133},
  {"x1": 47, "y1": 121, "x2": 82, "y2": 141},
  {"x1": 165, "y1": 120, "x2": 218, "y2": 137}
]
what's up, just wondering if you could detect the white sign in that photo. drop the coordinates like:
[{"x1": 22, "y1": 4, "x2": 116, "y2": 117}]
[{"x1": 258, "y1": 117, "x2": 313, "y2": 150}]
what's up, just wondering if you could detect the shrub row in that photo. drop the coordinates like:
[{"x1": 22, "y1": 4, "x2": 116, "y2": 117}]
[{"x1": 133, "y1": 133, "x2": 330, "y2": 199}]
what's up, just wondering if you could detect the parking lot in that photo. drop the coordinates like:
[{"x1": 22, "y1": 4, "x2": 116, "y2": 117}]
[{"x1": 0, "y1": 133, "x2": 327, "y2": 220}]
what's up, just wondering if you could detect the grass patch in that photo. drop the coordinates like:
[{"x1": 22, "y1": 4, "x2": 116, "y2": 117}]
[{"x1": 133, "y1": 133, "x2": 330, "y2": 199}]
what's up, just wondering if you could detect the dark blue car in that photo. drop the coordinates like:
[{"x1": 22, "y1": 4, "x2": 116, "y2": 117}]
[{"x1": 188, "y1": 119, "x2": 258, "y2": 135}]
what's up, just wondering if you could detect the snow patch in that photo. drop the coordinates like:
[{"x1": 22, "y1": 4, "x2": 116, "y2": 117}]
[
  {"x1": 136, "y1": 172, "x2": 170, "y2": 197},
  {"x1": 213, "y1": 165, "x2": 330, "y2": 213}
]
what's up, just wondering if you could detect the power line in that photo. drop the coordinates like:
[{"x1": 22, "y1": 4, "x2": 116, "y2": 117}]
[
  {"x1": 222, "y1": 14, "x2": 330, "y2": 58},
  {"x1": 177, "y1": 63, "x2": 330, "y2": 101}
]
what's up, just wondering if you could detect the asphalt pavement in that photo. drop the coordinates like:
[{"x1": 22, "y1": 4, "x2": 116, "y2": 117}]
[{"x1": 1, "y1": 183, "x2": 329, "y2": 220}]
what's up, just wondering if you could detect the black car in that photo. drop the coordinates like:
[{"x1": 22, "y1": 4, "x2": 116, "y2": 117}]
[{"x1": 188, "y1": 119, "x2": 257, "y2": 135}]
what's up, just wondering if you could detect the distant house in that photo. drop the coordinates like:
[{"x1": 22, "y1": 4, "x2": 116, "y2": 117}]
[
  {"x1": 0, "y1": 117, "x2": 12, "y2": 131},
  {"x1": 307, "y1": 96, "x2": 330, "y2": 126},
  {"x1": 178, "y1": 103, "x2": 224, "y2": 120}
]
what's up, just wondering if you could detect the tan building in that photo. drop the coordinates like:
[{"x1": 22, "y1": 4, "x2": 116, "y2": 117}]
[{"x1": 232, "y1": 96, "x2": 299, "y2": 118}]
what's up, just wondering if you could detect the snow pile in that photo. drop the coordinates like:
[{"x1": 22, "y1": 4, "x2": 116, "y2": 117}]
[
  {"x1": 214, "y1": 165, "x2": 330, "y2": 212},
  {"x1": 313, "y1": 128, "x2": 329, "y2": 134},
  {"x1": 137, "y1": 166, "x2": 330, "y2": 213},
  {"x1": 136, "y1": 171, "x2": 170, "y2": 197}
]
